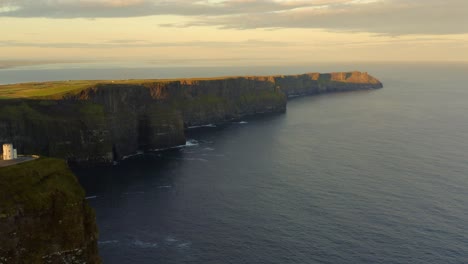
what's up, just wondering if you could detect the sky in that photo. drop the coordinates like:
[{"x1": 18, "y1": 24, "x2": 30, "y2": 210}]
[{"x1": 1, "y1": 0, "x2": 467, "y2": 66}]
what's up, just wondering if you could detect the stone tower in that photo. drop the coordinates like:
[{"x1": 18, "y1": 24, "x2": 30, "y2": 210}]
[{"x1": 2, "y1": 143, "x2": 14, "y2": 160}]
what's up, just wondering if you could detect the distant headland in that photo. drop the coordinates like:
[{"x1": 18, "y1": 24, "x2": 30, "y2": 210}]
[{"x1": 0, "y1": 71, "x2": 382, "y2": 166}]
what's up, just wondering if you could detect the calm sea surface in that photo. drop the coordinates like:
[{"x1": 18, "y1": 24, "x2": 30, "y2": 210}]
[{"x1": 8, "y1": 63, "x2": 468, "y2": 263}]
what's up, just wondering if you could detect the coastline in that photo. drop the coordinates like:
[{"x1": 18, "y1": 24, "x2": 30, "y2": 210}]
[{"x1": 0, "y1": 71, "x2": 382, "y2": 167}]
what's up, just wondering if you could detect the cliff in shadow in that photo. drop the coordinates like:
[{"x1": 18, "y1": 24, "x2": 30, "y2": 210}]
[
  {"x1": 0, "y1": 71, "x2": 382, "y2": 166},
  {"x1": 0, "y1": 158, "x2": 100, "y2": 263}
]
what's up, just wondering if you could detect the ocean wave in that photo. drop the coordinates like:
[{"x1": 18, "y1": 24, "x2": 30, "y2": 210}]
[
  {"x1": 85, "y1": 195, "x2": 98, "y2": 200},
  {"x1": 185, "y1": 139, "x2": 199, "y2": 147},
  {"x1": 165, "y1": 236, "x2": 178, "y2": 244},
  {"x1": 98, "y1": 240, "x2": 119, "y2": 245},
  {"x1": 177, "y1": 242, "x2": 192, "y2": 249},
  {"x1": 122, "y1": 152, "x2": 144, "y2": 160},
  {"x1": 150, "y1": 139, "x2": 199, "y2": 152},
  {"x1": 151, "y1": 145, "x2": 184, "y2": 152},
  {"x1": 132, "y1": 239, "x2": 158, "y2": 249}
]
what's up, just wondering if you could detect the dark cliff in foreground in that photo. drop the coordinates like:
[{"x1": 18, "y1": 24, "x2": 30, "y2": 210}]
[
  {"x1": 0, "y1": 158, "x2": 100, "y2": 263},
  {"x1": 0, "y1": 71, "x2": 382, "y2": 166}
]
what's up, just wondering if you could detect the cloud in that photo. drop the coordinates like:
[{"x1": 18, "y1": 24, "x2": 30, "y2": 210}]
[
  {"x1": 0, "y1": 39, "x2": 294, "y2": 48},
  {"x1": 0, "y1": 0, "x2": 310, "y2": 17},
  {"x1": 170, "y1": 0, "x2": 468, "y2": 35},
  {"x1": 1, "y1": 0, "x2": 467, "y2": 35}
]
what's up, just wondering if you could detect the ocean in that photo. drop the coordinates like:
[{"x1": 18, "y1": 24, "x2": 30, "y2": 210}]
[{"x1": 5, "y1": 62, "x2": 468, "y2": 263}]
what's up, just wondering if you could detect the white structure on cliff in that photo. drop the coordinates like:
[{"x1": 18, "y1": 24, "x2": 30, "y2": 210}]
[{"x1": 2, "y1": 143, "x2": 17, "y2": 160}]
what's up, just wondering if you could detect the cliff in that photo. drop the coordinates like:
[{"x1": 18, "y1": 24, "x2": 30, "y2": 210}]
[
  {"x1": 0, "y1": 71, "x2": 382, "y2": 165},
  {"x1": 0, "y1": 158, "x2": 100, "y2": 263},
  {"x1": 275, "y1": 71, "x2": 382, "y2": 97}
]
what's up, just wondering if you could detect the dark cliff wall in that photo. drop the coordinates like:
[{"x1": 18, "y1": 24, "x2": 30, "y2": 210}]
[
  {"x1": 0, "y1": 158, "x2": 100, "y2": 263},
  {"x1": 66, "y1": 84, "x2": 186, "y2": 161},
  {"x1": 0, "y1": 72, "x2": 381, "y2": 165},
  {"x1": 0, "y1": 100, "x2": 114, "y2": 165},
  {"x1": 147, "y1": 77, "x2": 286, "y2": 127},
  {"x1": 72, "y1": 77, "x2": 287, "y2": 127}
]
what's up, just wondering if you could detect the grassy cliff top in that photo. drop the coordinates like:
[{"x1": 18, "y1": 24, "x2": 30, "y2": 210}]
[
  {"x1": 0, "y1": 80, "x2": 126, "y2": 99},
  {"x1": 0, "y1": 71, "x2": 380, "y2": 99},
  {"x1": 0, "y1": 157, "x2": 84, "y2": 216}
]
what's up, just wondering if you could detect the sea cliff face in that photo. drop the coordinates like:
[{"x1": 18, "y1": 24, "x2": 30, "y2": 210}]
[
  {"x1": 275, "y1": 71, "x2": 382, "y2": 97},
  {"x1": 0, "y1": 71, "x2": 382, "y2": 165},
  {"x1": 0, "y1": 158, "x2": 100, "y2": 263}
]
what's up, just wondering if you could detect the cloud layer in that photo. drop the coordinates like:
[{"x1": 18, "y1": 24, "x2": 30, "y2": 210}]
[
  {"x1": 1, "y1": 0, "x2": 467, "y2": 35},
  {"x1": 0, "y1": 39, "x2": 294, "y2": 48}
]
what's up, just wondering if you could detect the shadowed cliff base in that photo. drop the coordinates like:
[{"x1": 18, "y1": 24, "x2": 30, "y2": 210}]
[{"x1": 0, "y1": 71, "x2": 382, "y2": 166}]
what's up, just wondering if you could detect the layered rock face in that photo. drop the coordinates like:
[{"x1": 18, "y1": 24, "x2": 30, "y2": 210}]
[
  {"x1": 0, "y1": 158, "x2": 100, "y2": 263},
  {"x1": 0, "y1": 72, "x2": 382, "y2": 165}
]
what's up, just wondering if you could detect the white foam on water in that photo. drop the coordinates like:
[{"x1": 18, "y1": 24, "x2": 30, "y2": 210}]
[
  {"x1": 185, "y1": 139, "x2": 199, "y2": 147},
  {"x1": 98, "y1": 240, "x2": 119, "y2": 245},
  {"x1": 85, "y1": 196, "x2": 98, "y2": 200},
  {"x1": 204, "y1": 147, "x2": 215, "y2": 151},
  {"x1": 239, "y1": 121, "x2": 248, "y2": 124},
  {"x1": 122, "y1": 152, "x2": 144, "y2": 160},
  {"x1": 158, "y1": 185, "x2": 173, "y2": 189},
  {"x1": 177, "y1": 242, "x2": 192, "y2": 249},
  {"x1": 165, "y1": 236, "x2": 178, "y2": 244},
  {"x1": 132, "y1": 240, "x2": 158, "y2": 249}
]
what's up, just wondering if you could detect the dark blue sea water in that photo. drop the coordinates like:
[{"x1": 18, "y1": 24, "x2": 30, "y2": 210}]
[{"x1": 28, "y1": 62, "x2": 468, "y2": 264}]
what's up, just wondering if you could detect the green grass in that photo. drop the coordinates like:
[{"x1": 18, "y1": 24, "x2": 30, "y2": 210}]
[
  {"x1": 0, "y1": 80, "x2": 97, "y2": 99},
  {"x1": 0, "y1": 157, "x2": 101, "y2": 263},
  {"x1": 0, "y1": 78, "x2": 221, "y2": 99},
  {"x1": 0, "y1": 79, "x2": 156, "y2": 99},
  {"x1": 0, "y1": 72, "x2": 346, "y2": 99},
  {"x1": 0, "y1": 158, "x2": 83, "y2": 217}
]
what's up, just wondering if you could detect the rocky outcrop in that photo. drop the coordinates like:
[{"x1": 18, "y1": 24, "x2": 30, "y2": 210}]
[
  {"x1": 0, "y1": 158, "x2": 100, "y2": 263},
  {"x1": 0, "y1": 71, "x2": 382, "y2": 166}
]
